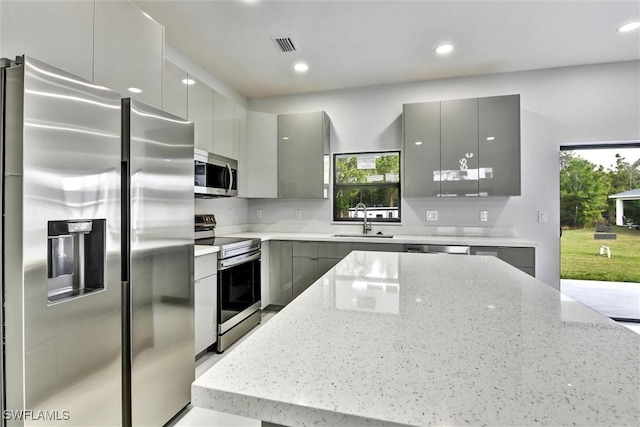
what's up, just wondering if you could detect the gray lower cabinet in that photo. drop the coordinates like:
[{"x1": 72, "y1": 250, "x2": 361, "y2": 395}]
[
  {"x1": 269, "y1": 241, "x2": 293, "y2": 306},
  {"x1": 471, "y1": 246, "x2": 535, "y2": 276},
  {"x1": 352, "y1": 243, "x2": 405, "y2": 252},
  {"x1": 278, "y1": 111, "x2": 330, "y2": 199},
  {"x1": 318, "y1": 257, "x2": 341, "y2": 273},
  {"x1": 270, "y1": 240, "x2": 408, "y2": 307},
  {"x1": 293, "y1": 257, "x2": 320, "y2": 298},
  {"x1": 292, "y1": 242, "x2": 321, "y2": 298}
]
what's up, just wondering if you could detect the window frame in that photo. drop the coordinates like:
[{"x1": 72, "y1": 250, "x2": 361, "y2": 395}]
[{"x1": 332, "y1": 150, "x2": 402, "y2": 223}]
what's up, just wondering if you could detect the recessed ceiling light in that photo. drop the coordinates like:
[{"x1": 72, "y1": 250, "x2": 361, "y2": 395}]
[
  {"x1": 414, "y1": 141, "x2": 423, "y2": 145},
  {"x1": 128, "y1": 87, "x2": 142, "y2": 94},
  {"x1": 618, "y1": 21, "x2": 640, "y2": 32},
  {"x1": 282, "y1": 136, "x2": 290, "y2": 140},
  {"x1": 486, "y1": 136, "x2": 495, "y2": 141},
  {"x1": 182, "y1": 78, "x2": 195, "y2": 85},
  {"x1": 435, "y1": 44, "x2": 454, "y2": 55},
  {"x1": 294, "y1": 62, "x2": 308, "y2": 73}
]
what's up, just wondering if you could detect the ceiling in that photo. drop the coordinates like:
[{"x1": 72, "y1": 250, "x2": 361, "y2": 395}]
[{"x1": 133, "y1": 0, "x2": 640, "y2": 99}]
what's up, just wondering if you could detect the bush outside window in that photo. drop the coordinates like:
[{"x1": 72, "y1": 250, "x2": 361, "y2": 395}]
[{"x1": 333, "y1": 151, "x2": 400, "y2": 222}]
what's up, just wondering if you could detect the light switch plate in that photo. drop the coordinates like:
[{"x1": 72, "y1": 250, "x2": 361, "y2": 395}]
[
  {"x1": 480, "y1": 210, "x2": 488, "y2": 222},
  {"x1": 426, "y1": 211, "x2": 438, "y2": 221},
  {"x1": 295, "y1": 209, "x2": 302, "y2": 220},
  {"x1": 538, "y1": 211, "x2": 548, "y2": 223},
  {"x1": 255, "y1": 209, "x2": 263, "y2": 219}
]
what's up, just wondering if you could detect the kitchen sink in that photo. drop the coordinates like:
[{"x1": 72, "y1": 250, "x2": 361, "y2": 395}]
[{"x1": 331, "y1": 233, "x2": 394, "y2": 238}]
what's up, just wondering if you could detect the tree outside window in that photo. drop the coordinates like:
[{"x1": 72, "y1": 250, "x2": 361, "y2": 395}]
[{"x1": 333, "y1": 151, "x2": 400, "y2": 222}]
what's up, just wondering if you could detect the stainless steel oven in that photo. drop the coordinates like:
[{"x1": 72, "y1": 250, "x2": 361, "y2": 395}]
[
  {"x1": 216, "y1": 237, "x2": 261, "y2": 352},
  {"x1": 194, "y1": 215, "x2": 261, "y2": 353}
]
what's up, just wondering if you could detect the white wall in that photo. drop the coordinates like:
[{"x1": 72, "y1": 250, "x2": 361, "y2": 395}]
[{"x1": 248, "y1": 61, "x2": 640, "y2": 288}]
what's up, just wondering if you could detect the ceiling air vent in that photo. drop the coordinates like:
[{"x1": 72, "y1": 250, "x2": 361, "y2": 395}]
[{"x1": 272, "y1": 36, "x2": 298, "y2": 53}]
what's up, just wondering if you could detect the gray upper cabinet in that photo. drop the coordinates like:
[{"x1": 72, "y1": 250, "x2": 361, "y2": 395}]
[
  {"x1": 478, "y1": 95, "x2": 521, "y2": 196},
  {"x1": 440, "y1": 98, "x2": 479, "y2": 197},
  {"x1": 403, "y1": 94, "x2": 520, "y2": 197},
  {"x1": 187, "y1": 76, "x2": 214, "y2": 152},
  {"x1": 403, "y1": 102, "x2": 441, "y2": 197},
  {"x1": 162, "y1": 60, "x2": 188, "y2": 119},
  {"x1": 278, "y1": 111, "x2": 330, "y2": 199},
  {"x1": 94, "y1": 1, "x2": 164, "y2": 108}
]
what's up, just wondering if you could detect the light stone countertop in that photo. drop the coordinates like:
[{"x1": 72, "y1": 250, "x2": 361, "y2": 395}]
[
  {"x1": 192, "y1": 252, "x2": 639, "y2": 426},
  {"x1": 219, "y1": 231, "x2": 536, "y2": 247}
]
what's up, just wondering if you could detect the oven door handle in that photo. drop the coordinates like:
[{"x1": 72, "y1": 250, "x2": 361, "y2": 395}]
[{"x1": 218, "y1": 251, "x2": 261, "y2": 270}]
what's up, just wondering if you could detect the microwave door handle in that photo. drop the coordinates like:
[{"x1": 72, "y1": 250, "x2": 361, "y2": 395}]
[{"x1": 226, "y1": 163, "x2": 233, "y2": 193}]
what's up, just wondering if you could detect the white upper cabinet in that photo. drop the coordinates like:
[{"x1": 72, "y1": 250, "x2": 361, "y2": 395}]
[
  {"x1": 246, "y1": 111, "x2": 278, "y2": 198},
  {"x1": 213, "y1": 90, "x2": 235, "y2": 158},
  {"x1": 235, "y1": 104, "x2": 248, "y2": 196},
  {"x1": 187, "y1": 76, "x2": 214, "y2": 152},
  {"x1": 94, "y1": 1, "x2": 164, "y2": 108},
  {"x1": 0, "y1": 1, "x2": 95, "y2": 81},
  {"x1": 162, "y1": 60, "x2": 188, "y2": 119}
]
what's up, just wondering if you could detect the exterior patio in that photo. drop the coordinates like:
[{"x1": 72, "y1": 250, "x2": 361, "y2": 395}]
[{"x1": 609, "y1": 188, "x2": 640, "y2": 227}]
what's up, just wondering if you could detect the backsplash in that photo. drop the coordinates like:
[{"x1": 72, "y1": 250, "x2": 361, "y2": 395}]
[
  {"x1": 244, "y1": 198, "x2": 515, "y2": 237},
  {"x1": 194, "y1": 196, "x2": 517, "y2": 237}
]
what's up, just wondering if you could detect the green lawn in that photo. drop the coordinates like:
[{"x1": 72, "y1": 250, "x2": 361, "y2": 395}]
[{"x1": 561, "y1": 226, "x2": 640, "y2": 282}]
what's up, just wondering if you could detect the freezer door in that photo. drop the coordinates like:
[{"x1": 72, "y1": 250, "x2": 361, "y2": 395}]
[
  {"x1": 3, "y1": 56, "x2": 122, "y2": 425},
  {"x1": 123, "y1": 98, "x2": 195, "y2": 426}
]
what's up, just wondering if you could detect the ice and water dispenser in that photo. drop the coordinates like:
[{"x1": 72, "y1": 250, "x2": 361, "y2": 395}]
[{"x1": 47, "y1": 219, "x2": 106, "y2": 303}]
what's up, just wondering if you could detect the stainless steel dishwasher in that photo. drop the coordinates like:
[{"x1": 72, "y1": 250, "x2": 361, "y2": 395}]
[{"x1": 405, "y1": 244, "x2": 471, "y2": 255}]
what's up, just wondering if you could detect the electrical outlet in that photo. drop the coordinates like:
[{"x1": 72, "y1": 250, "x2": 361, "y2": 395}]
[
  {"x1": 426, "y1": 210, "x2": 438, "y2": 222},
  {"x1": 480, "y1": 210, "x2": 488, "y2": 222},
  {"x1": 295, "y1": 209, "x2": 302, "y2": 220},
  {"x1": 255, "y1": 209, "x2": 263, "y2": 219},
  {"x1": 538, "y1": 211, "x2": 548, "y2": 223}
]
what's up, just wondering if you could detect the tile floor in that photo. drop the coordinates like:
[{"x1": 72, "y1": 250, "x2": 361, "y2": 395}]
[
  {"x1": 561, "y1": 279, "x2": 640, "y2": 320},
  {"x1": 169, "y1": 304, "x2": 640, "y2": 427},
  {"x1": 168, "y1": 311, "x2": 277, "y2": 427}
]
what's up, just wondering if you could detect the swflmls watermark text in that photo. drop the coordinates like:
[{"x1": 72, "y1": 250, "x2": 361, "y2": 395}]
[{"x1": 2, "y1": 410, "x2": 70, "y2": 421}]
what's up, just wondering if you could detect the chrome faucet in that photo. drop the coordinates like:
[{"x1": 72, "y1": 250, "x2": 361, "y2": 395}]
[{"x1": 354, "y1": 202, "x2": 372, "y2": 234}]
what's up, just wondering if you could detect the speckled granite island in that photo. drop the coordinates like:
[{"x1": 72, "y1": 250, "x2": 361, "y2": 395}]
[{"x1": 192, "y1": 252, "x2": 640, "y2": 426}]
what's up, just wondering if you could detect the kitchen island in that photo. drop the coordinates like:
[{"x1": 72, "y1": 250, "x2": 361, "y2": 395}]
[{"x1": 192, "y1": 252, "x2": 639, "y2": 426}]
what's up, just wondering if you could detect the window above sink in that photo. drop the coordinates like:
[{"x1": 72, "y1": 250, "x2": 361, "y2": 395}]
[{"x1": 333, "y1": 151, "x2": 401, "y2": 223}]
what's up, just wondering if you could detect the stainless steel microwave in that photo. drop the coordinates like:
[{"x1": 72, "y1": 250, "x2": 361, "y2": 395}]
[{"x1": 194, "y1": 149, "x2": 238, "y2": 197}]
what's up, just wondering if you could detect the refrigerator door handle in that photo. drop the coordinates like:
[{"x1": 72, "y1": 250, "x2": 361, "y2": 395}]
[{"x1": 226, "y1": 163, "x2": 233, "y2": 193}]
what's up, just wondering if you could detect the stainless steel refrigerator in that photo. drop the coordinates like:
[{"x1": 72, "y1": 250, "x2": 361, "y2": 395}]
[{"x1": 0, "y1": 56, "x2": 194, "y2": 426}]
